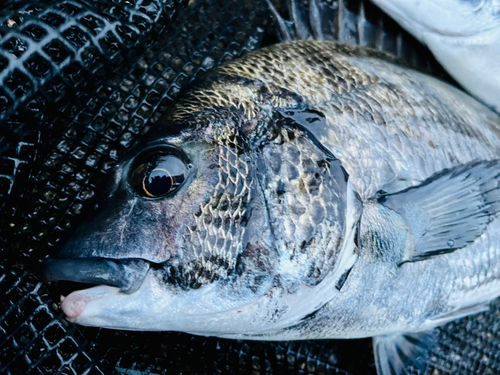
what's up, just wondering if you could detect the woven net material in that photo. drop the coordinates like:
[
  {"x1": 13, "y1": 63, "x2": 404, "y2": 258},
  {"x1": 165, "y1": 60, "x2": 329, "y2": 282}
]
[
  {"x1": 0, "y1": 0, "x2": 182, "y2": 125},
  {"x1": 0, "y1": 0, "x2": 184, "y2": 264},
  {"x1": 0, "y1": 0, "x2": 498, "y2": 374}
]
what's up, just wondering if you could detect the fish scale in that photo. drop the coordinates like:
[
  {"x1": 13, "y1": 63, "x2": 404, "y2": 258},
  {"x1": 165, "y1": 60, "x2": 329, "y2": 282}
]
[
  {"x1": 316, "y1": 82, "x2": 500, "y2": 197},
  {"x1": 182, "y1": 128, "x2": 253, "y2": 287},
  {"x1": 260, "y1": 126, "x2": 343, "y2": 285},
  {"x1": 169, "y1": 40, "x2": 500, "y2": 201},
  {"x1": 449, "y1": 234, "x2": 500, "y2": 309}
]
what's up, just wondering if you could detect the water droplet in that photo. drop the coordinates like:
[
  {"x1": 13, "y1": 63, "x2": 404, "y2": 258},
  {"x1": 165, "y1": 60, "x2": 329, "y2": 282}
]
[{"x1": 447, "y1": 240, "x2": 455, "y2": 247}]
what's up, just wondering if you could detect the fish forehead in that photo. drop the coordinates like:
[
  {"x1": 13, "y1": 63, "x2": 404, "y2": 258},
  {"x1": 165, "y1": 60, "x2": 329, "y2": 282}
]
[
  {"x1": 215, "y1": 41, "x2": 385, "y2": 102},
  {"x1": 166, "y1": 39, "x2": 500, "y2": 141}
]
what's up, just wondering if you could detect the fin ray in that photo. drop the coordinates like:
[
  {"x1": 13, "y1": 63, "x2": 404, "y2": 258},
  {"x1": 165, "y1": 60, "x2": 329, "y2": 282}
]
[
  {"x1": 379, "y1": 160, "x2": 500, "y2": 263},
  {"x1": 289, "y1": 0, "x2": 313, "y2": 40},
  {"x1": 309, "y1": 0, "x2": 323, "y2": 40},
  {"x1": 427, "y1": 303, "x2": 490, "y2": 327},
  {"x1": 268, "y1": 0, "x2": 339, "y2": 42},
  {"x1": 266, "y1": 0, "x2": 294, "y2": 41},
  {"x1": 373, "y1": 330, "x2": 438, "y2": 375}
]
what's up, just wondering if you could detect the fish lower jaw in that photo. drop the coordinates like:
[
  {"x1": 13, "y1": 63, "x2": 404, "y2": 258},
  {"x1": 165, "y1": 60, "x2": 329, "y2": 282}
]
[{"x1": 61, "y1": 285, "x2": 120, "y2": 322}]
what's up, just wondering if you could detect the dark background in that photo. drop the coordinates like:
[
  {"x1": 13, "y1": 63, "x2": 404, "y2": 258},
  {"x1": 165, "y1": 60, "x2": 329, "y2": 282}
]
[{"x1": 1, "y1": 0, "x2": 499, "y2": 374}]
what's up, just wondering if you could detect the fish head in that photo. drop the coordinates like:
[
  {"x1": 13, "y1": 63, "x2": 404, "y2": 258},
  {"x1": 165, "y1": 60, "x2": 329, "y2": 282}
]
[
  {"x1": 44, "y1": 71, "x2": 361, "y2": 335},
  {"x1": 372, "y1": 0, "x2": 500, "y2": 39}
]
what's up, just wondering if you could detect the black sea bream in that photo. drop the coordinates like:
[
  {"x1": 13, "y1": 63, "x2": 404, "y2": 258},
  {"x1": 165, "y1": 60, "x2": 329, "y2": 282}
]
[{"x1": 45, "y1": 39, "x2": 500, "y2": 374}]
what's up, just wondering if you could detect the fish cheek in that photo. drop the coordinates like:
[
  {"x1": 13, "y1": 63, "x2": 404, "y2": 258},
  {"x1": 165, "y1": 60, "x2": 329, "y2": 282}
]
[
  {"x1": 232, "y1": 242, "x2": 278, "y2": 294},
  {"x1": 219, "y1": 168, "x2": 281, "y2": 301},
  {"x1": 160, "y1": 127, "x2": 264, "y2": 291}
]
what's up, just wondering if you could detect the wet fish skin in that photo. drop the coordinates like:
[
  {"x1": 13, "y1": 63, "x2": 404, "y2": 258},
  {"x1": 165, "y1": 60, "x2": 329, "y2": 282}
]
[
  {"x1": 47, "y1": 40, "x2": 500, "y2": 343},
  {"x1": 370, "y1": 0, "x2": 500, "y2": 112}
]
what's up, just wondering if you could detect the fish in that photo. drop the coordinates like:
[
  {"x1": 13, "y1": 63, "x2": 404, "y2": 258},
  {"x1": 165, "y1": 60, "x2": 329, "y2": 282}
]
[
  {"x1": 370, "y1": 0, "x2": 500, "y2": 113},
  {"x1": 43, "y1": 9, "x2": 500, "y2": 375}
]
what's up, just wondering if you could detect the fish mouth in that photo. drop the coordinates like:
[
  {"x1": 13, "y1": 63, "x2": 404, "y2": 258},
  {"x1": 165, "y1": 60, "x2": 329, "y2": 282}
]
[{"x1": 43, "y1": 258, "x2": 151, "y2": 321}]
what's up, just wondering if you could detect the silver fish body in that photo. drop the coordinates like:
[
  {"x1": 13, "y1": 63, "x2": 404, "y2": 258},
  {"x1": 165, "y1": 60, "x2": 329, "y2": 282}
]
[
  {"x1": 371, "y1": 0, "x2": 500, "y2": 112},
  {"x1": 44, "y1": 40, "x2": 500, "y2": 355}
]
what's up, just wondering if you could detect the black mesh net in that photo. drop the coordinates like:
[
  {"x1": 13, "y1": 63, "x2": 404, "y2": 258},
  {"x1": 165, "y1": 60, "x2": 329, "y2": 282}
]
[
  {"x1": 0, "y1": 0, "x2": 498, "y2": 374},
  {"x1": 0, "y1": 0, "x2": 182, "y2": 125},
  {"x1": 0, "y1": 0, "x2": 184, "y2": 264}
]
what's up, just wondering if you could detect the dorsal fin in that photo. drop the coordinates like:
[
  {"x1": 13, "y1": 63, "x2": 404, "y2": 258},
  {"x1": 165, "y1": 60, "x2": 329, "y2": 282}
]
[
  {"x1": 267, "y1": 0, "x2": 337, "y2": 41},
  {"x1": 266, "y1": 0, "x2": 295, "y2": 41}
]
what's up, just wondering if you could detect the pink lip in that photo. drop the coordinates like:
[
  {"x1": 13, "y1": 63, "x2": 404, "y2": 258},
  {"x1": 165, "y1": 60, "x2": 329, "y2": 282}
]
[
  {"x1": 61, "y1": 291, "x2": 87, "y2": 321},
  {"x1": 61, "y1": 285, "x2": 119, "y2": 322}
]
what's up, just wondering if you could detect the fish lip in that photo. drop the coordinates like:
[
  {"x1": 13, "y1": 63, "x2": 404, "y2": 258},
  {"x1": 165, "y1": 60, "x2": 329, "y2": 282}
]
[
  {"x1": 61, "y1": 285, "x2": 121, "y2": 322},
  {"x1": 43, "y1": 257, "x2": 151, "y2": 295}
]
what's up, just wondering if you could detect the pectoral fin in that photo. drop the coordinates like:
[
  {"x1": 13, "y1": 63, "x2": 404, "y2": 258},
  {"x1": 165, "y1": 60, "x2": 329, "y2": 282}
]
[
  {"x1": 373, "y1": 330, "x2": 438, "y2": 375},
  {"x1": 379, "y1": 160, "x2": 500, "y2": 263}
]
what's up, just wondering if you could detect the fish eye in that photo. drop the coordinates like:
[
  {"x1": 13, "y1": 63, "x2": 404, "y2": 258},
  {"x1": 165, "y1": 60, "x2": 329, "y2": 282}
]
[{"x1": 128, "y1": 147, "x2": 190, "y2": 198}]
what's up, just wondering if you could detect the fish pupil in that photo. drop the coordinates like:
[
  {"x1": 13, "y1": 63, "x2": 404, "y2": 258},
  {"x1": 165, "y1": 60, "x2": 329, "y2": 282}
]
[
  {"x1": 145, "y1": 172, "x2": 172, "y2": 197},
  {"x1": 129, "y1": 147, "x2": 189, "y2": 198},
  {"x1": 144, "y1": 168, "x2": 185, "y2": 197}
]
